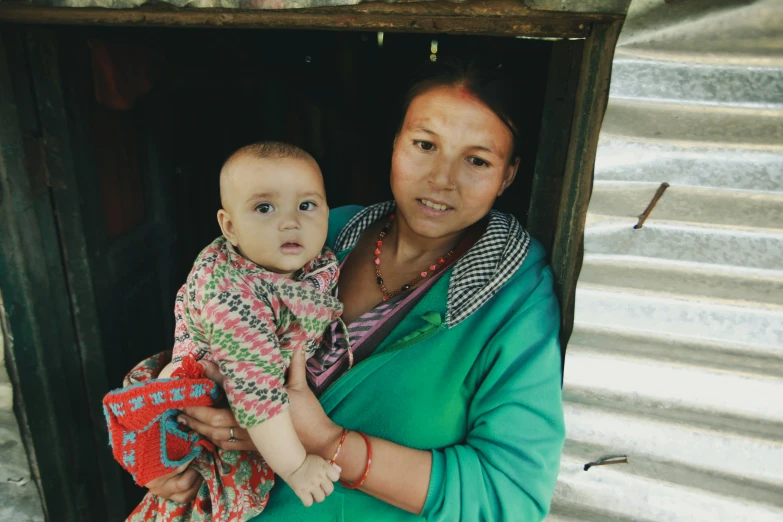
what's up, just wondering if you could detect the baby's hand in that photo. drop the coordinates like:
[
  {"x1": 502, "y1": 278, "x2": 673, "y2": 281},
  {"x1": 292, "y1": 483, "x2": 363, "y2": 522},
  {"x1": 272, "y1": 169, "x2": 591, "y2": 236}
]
[{"x1": 283, "y1": 454, "x2": 341, "y2": 507}]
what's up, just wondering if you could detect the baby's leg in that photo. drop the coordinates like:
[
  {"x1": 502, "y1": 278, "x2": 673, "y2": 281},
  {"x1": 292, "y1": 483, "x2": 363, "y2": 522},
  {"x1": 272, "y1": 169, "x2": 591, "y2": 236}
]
[{"x1": 247, "y1": 412, "x2": 340, "y2": 506}]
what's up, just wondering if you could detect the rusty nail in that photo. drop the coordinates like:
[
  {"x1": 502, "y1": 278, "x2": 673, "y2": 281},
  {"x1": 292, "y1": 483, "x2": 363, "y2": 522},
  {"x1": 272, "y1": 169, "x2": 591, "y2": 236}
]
[
  {"x1": 634, "y1": 182, "x2": 670, "y2": 229},
  {"x1": 583, "y1": 455, "x2": 628, "y2": 471}
]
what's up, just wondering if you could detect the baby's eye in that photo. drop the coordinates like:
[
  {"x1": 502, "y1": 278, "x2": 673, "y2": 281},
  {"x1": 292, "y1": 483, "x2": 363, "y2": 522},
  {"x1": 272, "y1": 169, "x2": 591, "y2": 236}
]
[
  {"x1": 414, "y1": 140, "x2": 436, "y2": 152},
  {"x1": 299, "y1": 201, "x2": 317, "y2": 211},
  {"x1": 256, "y1": 203, "x2": 274, "y2": 213},
  {"x1": 468, "y1": 156, "x2": 490, "y2": 168}
]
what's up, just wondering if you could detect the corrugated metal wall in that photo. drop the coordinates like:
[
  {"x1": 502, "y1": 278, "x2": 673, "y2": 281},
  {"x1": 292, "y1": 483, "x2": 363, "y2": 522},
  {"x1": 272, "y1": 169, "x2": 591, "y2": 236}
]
[{"x1": 550, "y1": 1, "x2": 783, "y2": 521}]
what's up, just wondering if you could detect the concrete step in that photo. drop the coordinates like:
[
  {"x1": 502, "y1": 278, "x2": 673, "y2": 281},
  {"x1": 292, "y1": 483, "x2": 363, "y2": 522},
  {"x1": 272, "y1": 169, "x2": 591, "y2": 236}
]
[
  {"x1": 594, "y1": 137, "x2": 783, "y2": 192},
  {"x1": 600, "y1": 99, "x2": 783, "y2": 151},
  {"x1": 587, "y1": 182, "x2": 783, "y2": 231},
  {"x1": 609, "y1": 52, "x2": 783, "y2": 109}
]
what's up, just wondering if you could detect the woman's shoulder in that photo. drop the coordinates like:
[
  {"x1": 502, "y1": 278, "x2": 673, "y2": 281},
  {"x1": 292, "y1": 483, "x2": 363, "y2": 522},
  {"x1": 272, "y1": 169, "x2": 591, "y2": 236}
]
[
  {"x1": 500, "y1": 235, "x2": 555, "y2": 308},
  {"x1": 489, "y1": 210, "x2": 552, "y2": 290},
  {"x1": 516, "y1": 236, "x2": 550, "y2": 280},
  {"x1": 326, "y1": 205, "x2": 364, "y2": 249}
]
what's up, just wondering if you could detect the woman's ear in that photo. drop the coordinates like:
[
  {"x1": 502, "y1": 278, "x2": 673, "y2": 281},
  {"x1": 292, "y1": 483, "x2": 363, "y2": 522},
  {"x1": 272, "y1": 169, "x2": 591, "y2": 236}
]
[
  {"x1": 497, "y1": 157, "x2": 521, "y2": 197},
  {"x1": 217, "y1": 209, "x2": 239, "y2": 246}
]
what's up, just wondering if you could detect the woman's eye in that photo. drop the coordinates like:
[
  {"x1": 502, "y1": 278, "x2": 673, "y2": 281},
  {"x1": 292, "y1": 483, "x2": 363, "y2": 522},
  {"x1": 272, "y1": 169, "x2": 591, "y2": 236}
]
[
  {"x1": 299, "y1": 201, "x2": 316, "y2": 211},
  {"x1": 255, "y1": 203, "x2": 274, "y2": 213},
  {"x1": 469, "y1": 157, "x2": 489, "y2": 168},
  {"x1": 414, "y1": 140, "x2": 436, "y2": 152}
]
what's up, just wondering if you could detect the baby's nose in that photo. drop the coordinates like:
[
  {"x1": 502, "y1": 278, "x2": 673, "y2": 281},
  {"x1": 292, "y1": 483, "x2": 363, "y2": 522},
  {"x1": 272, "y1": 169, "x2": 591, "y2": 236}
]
[{"x1": 279, "y1": 213, "x2": 301, "y2": 230}]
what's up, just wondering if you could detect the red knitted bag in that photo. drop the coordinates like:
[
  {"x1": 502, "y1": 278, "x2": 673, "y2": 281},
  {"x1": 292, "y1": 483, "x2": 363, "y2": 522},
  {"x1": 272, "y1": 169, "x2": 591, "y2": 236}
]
[{"x1": 103, "y1": 356, "x2": 221, "y2": 486}]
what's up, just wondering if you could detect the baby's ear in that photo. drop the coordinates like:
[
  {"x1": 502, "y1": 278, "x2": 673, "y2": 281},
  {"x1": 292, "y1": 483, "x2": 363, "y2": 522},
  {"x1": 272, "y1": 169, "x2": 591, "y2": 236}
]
[{"x1": 217, "y1": 209, "x2": 239, "y2": 246}]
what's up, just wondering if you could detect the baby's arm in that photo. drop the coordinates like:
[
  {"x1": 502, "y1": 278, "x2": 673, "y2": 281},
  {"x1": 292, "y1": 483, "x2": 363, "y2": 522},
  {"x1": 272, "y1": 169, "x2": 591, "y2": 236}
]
[{"x1": 247, "y1": 410, "x2": 340, "y2": 507}]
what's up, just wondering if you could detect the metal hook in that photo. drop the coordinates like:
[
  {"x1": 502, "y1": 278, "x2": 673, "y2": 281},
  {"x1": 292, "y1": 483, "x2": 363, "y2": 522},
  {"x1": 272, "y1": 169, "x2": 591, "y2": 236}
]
[{"x1": 583, "y1": 455, "x2": 629, "y2": 471}]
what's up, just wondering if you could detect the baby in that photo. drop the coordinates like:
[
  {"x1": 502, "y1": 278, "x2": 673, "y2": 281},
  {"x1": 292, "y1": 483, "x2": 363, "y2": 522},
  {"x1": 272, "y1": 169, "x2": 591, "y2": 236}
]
[{"x1": 165, "y1": 142, "x2": 343, "y2": 506}]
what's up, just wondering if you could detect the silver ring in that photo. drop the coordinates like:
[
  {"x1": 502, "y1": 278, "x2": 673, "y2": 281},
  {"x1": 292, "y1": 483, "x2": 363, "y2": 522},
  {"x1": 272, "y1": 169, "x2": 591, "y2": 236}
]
[{"x1": 228, "y1": 427, "x2": 237, "y2": 443}]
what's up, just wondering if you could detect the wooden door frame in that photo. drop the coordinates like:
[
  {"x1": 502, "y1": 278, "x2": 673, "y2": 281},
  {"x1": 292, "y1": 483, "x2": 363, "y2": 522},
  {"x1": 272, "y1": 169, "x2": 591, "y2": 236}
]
[
  {"x1": 0, "y1": 4, "x2": 623, "y2": 519},
  {"x1": 0, "y1": 28, "x2": 119, "y2": 521}
]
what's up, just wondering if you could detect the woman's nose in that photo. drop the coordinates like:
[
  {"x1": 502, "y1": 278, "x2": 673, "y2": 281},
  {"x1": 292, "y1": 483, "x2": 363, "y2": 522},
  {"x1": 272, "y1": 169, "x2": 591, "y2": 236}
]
[{"x1": 428, "y1": 159, "x2": 458, "y2": 190}]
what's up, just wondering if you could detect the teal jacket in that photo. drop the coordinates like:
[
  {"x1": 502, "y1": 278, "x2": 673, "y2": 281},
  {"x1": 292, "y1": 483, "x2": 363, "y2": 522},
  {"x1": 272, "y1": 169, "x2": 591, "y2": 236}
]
[{"x1": 256, "y1": 204, "x2": 565, "y2": 521}]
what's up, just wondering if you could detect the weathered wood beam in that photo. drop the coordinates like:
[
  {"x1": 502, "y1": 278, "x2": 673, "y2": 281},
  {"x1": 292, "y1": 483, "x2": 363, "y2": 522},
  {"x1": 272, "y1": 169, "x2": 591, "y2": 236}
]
[{"x1": 0, "y1": 1, "x2": 620, "y2": 37}]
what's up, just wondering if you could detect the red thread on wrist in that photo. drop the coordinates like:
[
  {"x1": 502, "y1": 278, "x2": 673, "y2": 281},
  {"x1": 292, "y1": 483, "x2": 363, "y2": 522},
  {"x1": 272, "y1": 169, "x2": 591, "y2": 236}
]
[
  {"x1": 330, "y1": 428, "x2": 349, "y2": 466},
  {"x1": 340, "y1": 431, "x2": 372, "y2": 490}
]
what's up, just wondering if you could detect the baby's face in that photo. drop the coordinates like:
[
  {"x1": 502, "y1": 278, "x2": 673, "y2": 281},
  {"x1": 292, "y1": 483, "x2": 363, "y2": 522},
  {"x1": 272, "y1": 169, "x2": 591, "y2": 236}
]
[{"x1": 220, "y1": 155, "x2": 329, "y2": 277}]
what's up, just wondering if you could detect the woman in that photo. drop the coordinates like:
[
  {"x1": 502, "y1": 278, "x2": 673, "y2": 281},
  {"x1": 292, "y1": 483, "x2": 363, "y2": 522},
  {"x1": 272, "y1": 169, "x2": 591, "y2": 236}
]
[{"x1": 148, "y1": 60, "x2": 565, "y2": 521}]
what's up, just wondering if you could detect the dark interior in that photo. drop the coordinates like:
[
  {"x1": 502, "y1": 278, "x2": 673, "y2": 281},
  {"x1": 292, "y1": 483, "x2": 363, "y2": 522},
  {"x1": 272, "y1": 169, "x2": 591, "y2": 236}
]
[
  {"x1": 79, "y1": 28, "x2": 551, "y2": 266},
  {"x1": 34, "y1": 25, "x2": 552, "y2": 508}
]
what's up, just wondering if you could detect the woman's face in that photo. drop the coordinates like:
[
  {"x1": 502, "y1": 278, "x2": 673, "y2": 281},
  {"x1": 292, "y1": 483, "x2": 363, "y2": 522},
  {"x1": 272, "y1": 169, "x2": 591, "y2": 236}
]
[{"x1": 391, "y1": 84, "x2": 519, "y2": 240}]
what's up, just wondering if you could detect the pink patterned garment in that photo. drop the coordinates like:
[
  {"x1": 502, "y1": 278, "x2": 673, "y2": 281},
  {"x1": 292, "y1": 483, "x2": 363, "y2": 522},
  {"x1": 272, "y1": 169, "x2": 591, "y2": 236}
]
[{"x1": 171, "y1": 236, "x2": 343, "y2": 428}]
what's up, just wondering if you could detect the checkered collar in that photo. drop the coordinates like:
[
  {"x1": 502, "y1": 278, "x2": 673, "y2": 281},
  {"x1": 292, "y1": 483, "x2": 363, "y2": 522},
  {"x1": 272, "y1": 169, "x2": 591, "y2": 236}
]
[{"x1": 334, "y1": 202, "x2": 531, "y2": 327}]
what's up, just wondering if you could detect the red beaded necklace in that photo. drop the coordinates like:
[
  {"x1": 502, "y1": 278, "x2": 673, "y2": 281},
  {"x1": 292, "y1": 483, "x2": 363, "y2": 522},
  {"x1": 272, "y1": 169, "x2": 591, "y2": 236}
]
[{"x1": 373, "y1": 214, "x2": 454, "y2": 301}]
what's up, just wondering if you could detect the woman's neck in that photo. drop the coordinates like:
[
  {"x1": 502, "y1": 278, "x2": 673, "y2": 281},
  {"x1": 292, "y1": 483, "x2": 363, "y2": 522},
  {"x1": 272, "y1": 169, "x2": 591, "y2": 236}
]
[{"x1": 386, "y1": 213, "x2": 463, "y2": 264}]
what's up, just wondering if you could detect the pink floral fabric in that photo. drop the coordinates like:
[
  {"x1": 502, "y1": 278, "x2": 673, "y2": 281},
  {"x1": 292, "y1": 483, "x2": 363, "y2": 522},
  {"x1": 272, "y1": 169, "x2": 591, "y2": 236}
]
[{"x1": 171, "y1": 236, "x2": 343, "y2": 428}]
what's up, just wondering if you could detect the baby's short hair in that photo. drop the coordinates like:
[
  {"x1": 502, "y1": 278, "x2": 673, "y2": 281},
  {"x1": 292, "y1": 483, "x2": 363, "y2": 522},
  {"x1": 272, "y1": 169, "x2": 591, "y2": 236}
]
[
  {"x1": 223, "y1": 141, "x2": 313, "y2": 169},
  {"x1": 220, "y1": 141, "x2": 315, "y2": 206}
]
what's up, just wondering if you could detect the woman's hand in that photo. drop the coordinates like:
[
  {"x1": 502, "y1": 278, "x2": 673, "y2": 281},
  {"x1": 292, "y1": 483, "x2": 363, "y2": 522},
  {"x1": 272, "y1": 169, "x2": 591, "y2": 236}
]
[
  {"x1": 285, "y1": 348, "x2": 343, "y2": 458},
  {"x1": 145, "y1": 462, "x2": 203, "y2": 504},
  {"x1": 175, "y1": 349, "x2": 342, "y2": 456},
  {"x1": 176, "y1": 362, "x2": 257, "y2": 452}
]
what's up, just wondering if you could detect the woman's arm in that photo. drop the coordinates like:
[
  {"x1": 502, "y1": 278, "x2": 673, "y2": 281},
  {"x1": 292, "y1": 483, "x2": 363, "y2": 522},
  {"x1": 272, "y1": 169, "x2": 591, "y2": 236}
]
[
  {"x1": 285, "y1": 348, "x2": 433, "y2": 514},
  {"x1": 422, "y1": 268, "x2": 565, "y2": 521}
]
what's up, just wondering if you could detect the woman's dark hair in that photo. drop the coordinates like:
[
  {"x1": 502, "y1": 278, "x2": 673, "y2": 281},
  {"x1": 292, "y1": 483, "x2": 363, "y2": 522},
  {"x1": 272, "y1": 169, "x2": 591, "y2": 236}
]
[{"x1": 396, "y1": 58, "x2": 523, "y2": 163}]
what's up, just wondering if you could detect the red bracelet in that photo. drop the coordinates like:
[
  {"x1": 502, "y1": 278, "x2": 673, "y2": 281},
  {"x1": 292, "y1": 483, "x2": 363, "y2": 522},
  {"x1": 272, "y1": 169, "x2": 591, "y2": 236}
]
[
  {"x1": 340, "y1": 431, "x2": 372, "y2": 489},
  {"x1": 330, "y1": 428, "x2": 349, "y2": 466}
]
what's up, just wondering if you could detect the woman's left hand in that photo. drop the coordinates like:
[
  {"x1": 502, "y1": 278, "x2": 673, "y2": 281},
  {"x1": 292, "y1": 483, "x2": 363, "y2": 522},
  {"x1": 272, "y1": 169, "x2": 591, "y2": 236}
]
[{"x1": 285, "y1": 347, "x2": 343, "y2": 457}]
